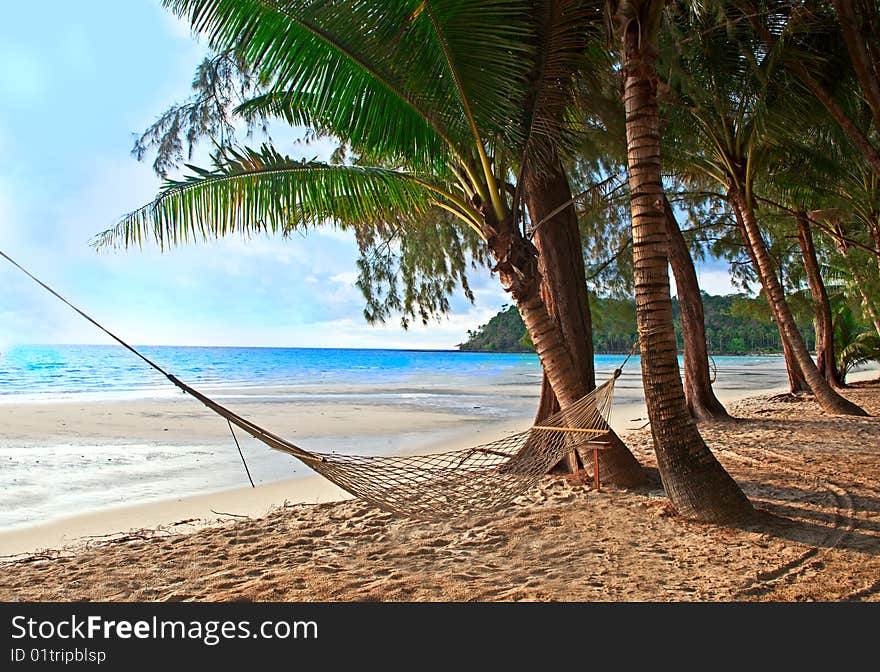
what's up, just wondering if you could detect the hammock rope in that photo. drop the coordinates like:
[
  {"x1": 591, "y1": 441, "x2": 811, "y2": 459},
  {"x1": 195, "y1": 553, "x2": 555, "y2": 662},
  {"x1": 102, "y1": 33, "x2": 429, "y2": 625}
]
[{"x1": 1, "y1": 249, "x2": 628, "y2": 519}]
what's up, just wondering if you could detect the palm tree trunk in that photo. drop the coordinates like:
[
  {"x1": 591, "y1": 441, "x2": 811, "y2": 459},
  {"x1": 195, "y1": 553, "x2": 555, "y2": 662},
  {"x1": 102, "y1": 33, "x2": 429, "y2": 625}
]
[
  {"x1": 620, "y1": 23, "x2": 752, "y2": 523},
  {"x1": 662, "y1": 196, "x2": 729, "y2": 419},
  {"x1": 831, "y1": 0, "x2": 880, "y2": 131},
  {"x1": 730, "y1": 200, "x2": 810, "y2": 394},
  {"x1": 502, "y1": 260, "x2": 586, "y2": 407},
  {"x1": 526, "y1": 161, "x2": 644, "y2": 485},
  {"x1": 729, "y1": 188, "x2": 867, "y2": 415},
  {"x1": 781, "y1": 332, "x2": 811, "y2": 394},
  {"x1": 795, "y1": 211, "x2": 842, "y2": 386}
]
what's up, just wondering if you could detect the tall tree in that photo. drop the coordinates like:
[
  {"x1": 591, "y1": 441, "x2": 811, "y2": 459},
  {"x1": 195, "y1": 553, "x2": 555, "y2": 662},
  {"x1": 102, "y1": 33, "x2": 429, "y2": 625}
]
[
  {"x1": 609, "y1": 0, "x2": 753, "y2": 522},
  {"x1": 572, "y1": 75, "x2": 731, "y2": 421},
  {"x1": 661, "y1": 0, "x2": 867, "y2": 415},
  {"x1": 795, "y1": 210, "x2": 842, "y2": 386},
  {"x1": 663, "y1": 196, "x2": 730, "y2": 418},
  {"x1": 527, "y1": 159, "x2": 642, "y2": 482}
]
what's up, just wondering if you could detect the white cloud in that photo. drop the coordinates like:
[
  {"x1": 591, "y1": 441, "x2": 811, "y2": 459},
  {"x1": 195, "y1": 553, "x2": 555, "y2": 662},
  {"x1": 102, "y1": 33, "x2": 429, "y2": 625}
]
[
  {"x1": 280, "y1": 302, "x2": 504, "y2": 350},
  {"x1": 695, "y1": 268, "x2": 748, "y2": 296},
  {"x1": 330, "y1": 272, "x2": 358, "y2": 285},
  {"x1": 313, "y1": 227, "x2": 356, "y2": 243}
]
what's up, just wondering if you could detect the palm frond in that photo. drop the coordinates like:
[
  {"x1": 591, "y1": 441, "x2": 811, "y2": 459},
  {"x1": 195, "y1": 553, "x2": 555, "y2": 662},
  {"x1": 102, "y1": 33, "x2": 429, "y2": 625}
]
[
  {"x1": 516, "y1": 1, "x2": 605, "y2": 185},
  {"x1": 838, "y1": 331, "x2": 880, "y2": 376},
  {"x1": 418, "y1": 0, "x2": 532, "y2": 148},
  {"x1": 94, "y1": 145, "x2": 440, "y2": 250},
  {"x1": 165, "y1": 0, "x2": 536, "y2": 181},
  {"x1": 163, "y1": 0, "x2": 467, "y2": 169}
]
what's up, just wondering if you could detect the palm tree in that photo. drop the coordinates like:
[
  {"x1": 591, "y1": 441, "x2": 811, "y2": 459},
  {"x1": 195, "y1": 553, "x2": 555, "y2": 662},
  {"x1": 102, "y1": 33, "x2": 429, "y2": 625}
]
[
  {"x1": 750, "y1": 101, "x2": 880, "y2": 386},
  {"x1": 661, "y1": 0, "x2": 867, "y2": 415},
  {"x1": 663, "y1": 195, "x2": 731, "y2": 418},
  {"x1": 569, "y1": 74, "x2": 731, "y2": 420},
  {"x1": 527, "y1": 158, "x2": 642, "y2": 481},
  {"x1": 839, "y1": 331, "x2": 880, "y2": 381},
  {"x1": 100, "y1": 0, "x2": 645, "y2": 483},
  {"x1": 738, "y1": 1, "x2": 880, "y2": 180},
  {"x1": 794, "y1": 210, "x2": 842, "y2": 386},
  {"x1": 608, "y1": 0, "x2": 753, "y2": 522},
  {"x1": 772, "y1": 112, "x2": 880, "y2": 342}
]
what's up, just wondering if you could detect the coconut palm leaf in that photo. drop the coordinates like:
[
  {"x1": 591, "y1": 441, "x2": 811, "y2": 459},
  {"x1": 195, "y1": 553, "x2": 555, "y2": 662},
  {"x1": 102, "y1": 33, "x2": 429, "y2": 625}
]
[
  {"x1": 163, "y1": 0, "x2": 532, "y2": 182},
  {"x1": 165, "y1": 0, "x2": 459, "y2": 170},
  {"x1": 838, "y1": 331, "x2": 880, "y2": 377},
  {"x1": 511, "y1": 0, "x2": 605, "y2": 219},
  {"x1": 94, "y1": 144, "x2": 462, "y2": 250}
]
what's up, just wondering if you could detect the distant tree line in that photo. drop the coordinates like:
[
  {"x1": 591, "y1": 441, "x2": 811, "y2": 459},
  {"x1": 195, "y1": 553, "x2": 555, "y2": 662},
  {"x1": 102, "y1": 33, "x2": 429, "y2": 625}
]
[{"x1": 460, "y1": 293, "x2": 824, "y2": 355}]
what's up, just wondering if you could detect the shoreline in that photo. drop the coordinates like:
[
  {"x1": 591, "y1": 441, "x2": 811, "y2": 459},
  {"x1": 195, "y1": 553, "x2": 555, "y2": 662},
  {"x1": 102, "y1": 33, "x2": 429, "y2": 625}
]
[{"x1": 1, "y1": 364, "x2": 877, "y2": 558}]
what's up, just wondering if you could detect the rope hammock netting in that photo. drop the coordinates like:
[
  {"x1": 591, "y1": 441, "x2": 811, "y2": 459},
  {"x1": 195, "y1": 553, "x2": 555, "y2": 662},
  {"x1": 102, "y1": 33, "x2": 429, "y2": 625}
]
[
  {"x1": 187, "y1": 373, "x2": 620, "y2": 519},
  {"x1": 1, "y1": 249, "x2": 626, "y2": 519}
]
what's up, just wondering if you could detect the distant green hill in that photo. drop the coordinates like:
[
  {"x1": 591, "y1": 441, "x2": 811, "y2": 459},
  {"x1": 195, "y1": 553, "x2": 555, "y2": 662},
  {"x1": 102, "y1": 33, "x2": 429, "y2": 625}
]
[
  {"x1": 458, "y1": 293, "x2": 816, "y2": 355},
  {"x1": 459, "y1": 305, "x2": 532, "y2": 352}
]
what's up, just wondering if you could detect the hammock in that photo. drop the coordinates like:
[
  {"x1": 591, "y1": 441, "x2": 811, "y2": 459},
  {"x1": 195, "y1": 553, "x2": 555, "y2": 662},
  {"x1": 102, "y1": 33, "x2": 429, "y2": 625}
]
[
  {"x1": 175, "y1": 371, "x2": 619, "y2": 519},
  {"x1": 1, "y1": 249, "x2": 622, "y2": 519}
]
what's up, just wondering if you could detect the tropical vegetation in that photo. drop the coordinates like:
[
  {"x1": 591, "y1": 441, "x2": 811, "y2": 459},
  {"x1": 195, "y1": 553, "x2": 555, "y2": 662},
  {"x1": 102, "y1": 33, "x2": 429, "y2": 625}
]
[{"x1": 459, "y1": 292, "x2": 834, "y2": 355}]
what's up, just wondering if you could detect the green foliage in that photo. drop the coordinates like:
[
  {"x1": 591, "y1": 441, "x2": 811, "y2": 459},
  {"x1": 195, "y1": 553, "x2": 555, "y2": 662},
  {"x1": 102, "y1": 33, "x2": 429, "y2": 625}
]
[
  {"x1": 131, "y1": 50, "x2": 266, "y2": 178},
  {"x1": 94, "y1": 145, "x2": 438, "y2": 250},
  {"x1": 460, "y1": 292, "x2": 822, "y2": 354},
  {"x1": 838, "y1": 332, "x2": 880, "y2": 379},
  {"x1": 355, "y1": 211, "x2": 487, "y2": 327},
  {"x1": 459, "y1": 305, "x2": 532, "y2": 352},
  {"x1": 590, "y1": 295, "x2": 637, "y2": 352},
  {"x1": 109, "y1": 0, "x2": 608, "y2": 330},
  {"x1": 834, "y1": 302, "x2": 880, "y2": 379},
  {"x1": 712, "y1": 294, "x2": 814, "y2": 352}
]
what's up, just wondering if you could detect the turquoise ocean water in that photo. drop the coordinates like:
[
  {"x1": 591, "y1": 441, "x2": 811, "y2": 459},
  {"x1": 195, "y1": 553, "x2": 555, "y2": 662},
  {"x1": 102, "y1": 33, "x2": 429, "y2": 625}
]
[
  {"x1": 0, "y1": 345, "x2": 546, "y2": 399},
  {"x1": 0, "y1": 344, "x2": 784, "y2": 401}
]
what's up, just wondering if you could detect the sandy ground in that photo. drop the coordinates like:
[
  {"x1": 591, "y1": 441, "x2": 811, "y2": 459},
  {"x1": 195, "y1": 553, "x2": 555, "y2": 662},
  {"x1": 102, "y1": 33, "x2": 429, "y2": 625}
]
[{"x1": 1, "y1": 379, "x2": 878, "y2": 602}]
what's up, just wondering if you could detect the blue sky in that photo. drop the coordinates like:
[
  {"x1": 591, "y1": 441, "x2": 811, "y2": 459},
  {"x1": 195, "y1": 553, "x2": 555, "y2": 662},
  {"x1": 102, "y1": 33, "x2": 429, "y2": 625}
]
[{"x1": 0, "y1": 1, "x2": 740, "y2": 350}]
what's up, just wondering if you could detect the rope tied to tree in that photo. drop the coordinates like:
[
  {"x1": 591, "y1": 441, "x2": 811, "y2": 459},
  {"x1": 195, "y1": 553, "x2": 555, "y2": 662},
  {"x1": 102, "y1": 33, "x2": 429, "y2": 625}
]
[{"x1": 614, "y1": 338, "x2": 641, "y2": 379}]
